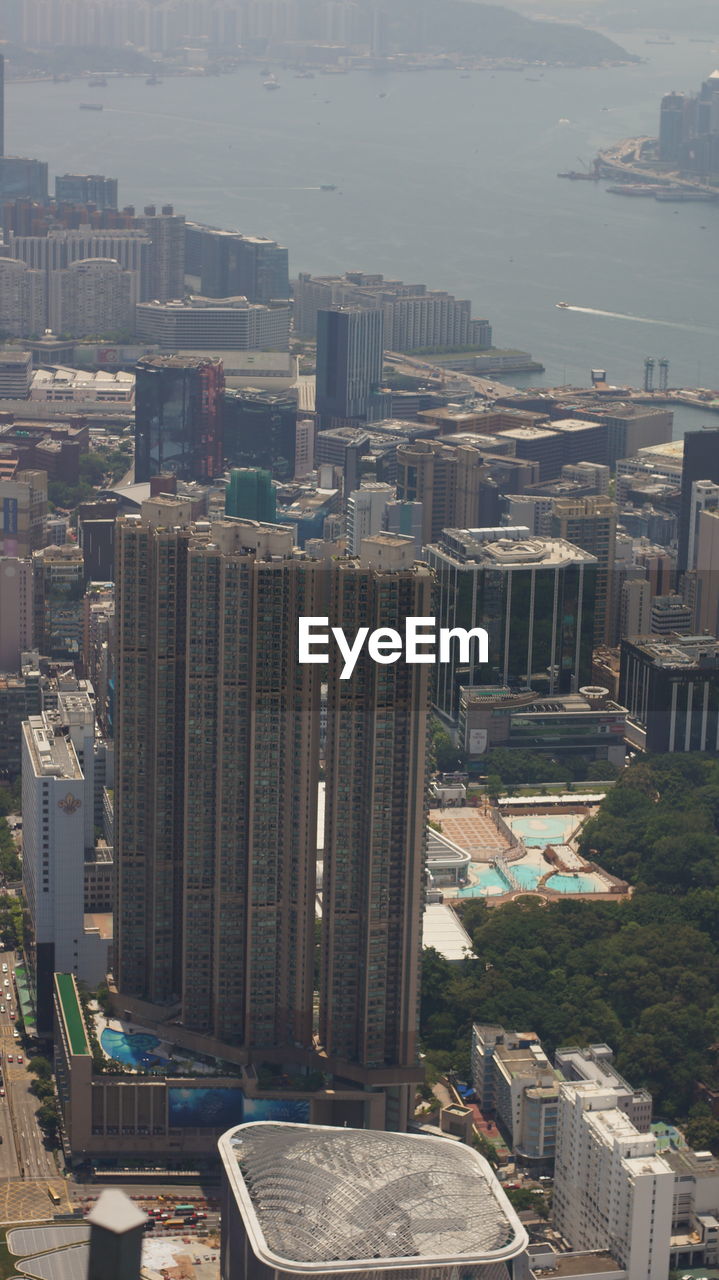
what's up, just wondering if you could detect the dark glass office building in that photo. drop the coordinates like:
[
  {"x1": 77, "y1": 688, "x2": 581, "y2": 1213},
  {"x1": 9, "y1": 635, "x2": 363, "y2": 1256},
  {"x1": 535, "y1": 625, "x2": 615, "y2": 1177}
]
[
  {"x1": 222, "y1": 389, "x2": 296, "y2": 480},
  {"x1": 315, "y1": 307, "x2": 386, "y2": 428},
  {"x1": 678, "y1": 428, "x2": 719, "y2": 575},
  {"x1": 425, "y1": 529, "x2": 598, "y2": 721},
  {"x1": 134, "y1": 355, "x2": 224, "y2": 483}
]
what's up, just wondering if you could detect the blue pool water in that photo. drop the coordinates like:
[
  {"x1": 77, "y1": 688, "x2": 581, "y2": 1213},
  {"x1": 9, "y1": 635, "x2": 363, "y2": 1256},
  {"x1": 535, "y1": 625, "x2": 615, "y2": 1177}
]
[
  {"x1": 101, "y1": 1028, "x2": 161, "y2": 1067},
  {"x1": 457, "y1": 860, "x2": 604, "y2": 898},
  {"x1": 506, "y1": 814, "x2": 582, "y2": 847}
]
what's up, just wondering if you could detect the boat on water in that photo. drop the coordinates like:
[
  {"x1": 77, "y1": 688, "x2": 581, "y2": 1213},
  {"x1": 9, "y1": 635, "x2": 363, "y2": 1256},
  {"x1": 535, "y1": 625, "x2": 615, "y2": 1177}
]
[
  {"x1": 556, "y1": 302, "x2": 570, "y2": 309},
  {"x1": 146, "y1": 75, "x2": 162, "y2": 85},
  {"x1": 79, "y1": 102, "x2": 103, "y2": 110},
  {"x1": 88, "y1": 77, "x2": 107, "y2": 87},
  {"x1": 263, "y1": 79, "x2": 280, "y2": 90},
  {"x1": 606, "y1": 184, "x2": 658, "y2": 197},
  {"x1": 320, "y1": 184, "x2": 337, "y2": 191}
]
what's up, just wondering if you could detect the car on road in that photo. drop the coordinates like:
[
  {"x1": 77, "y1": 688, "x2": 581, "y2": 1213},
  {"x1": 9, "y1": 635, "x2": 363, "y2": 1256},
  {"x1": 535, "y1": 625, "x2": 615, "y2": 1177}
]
[
  {"x1": 17, "y1": 1055, "x2": 22, "y2": 1064},
  {"x1": 7, "y1": 1055, "x2": 12, "y2": 1063},
  {"x1": 0, "y1": 1088, "x2": 5, "y2": 1097},
  {"x1": 1, "y1": 1006, "x2": 5, "y2": 1014}
]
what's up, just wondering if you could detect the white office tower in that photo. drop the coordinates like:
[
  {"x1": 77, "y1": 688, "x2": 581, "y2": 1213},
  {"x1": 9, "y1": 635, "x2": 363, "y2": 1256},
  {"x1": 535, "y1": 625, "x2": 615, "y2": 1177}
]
[
  {"x1": 346, "y1": 482, "x2": 395, "y2": 555},
  {"x1": 218, "y1": 1122, "x2": 529, "y2": 1280},
  {"x1": 22, "y1": 685, "x2": 112, "y2": 1034},
  {"x1": 554, "y1": 1081, "x2": 673, "y2": 1280}
]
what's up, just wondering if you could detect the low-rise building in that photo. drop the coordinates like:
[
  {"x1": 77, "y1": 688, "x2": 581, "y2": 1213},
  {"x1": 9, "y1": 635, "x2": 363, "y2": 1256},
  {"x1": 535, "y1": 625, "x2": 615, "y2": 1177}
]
[
  {"x1": 459, "y1": 686, "x2": 627, "y2": 771},
  {"x1": 218, "y1": 1121, "x2": 529, "y2": 1280},
  {"x1": 472, "y1": 1024, "x2": 560, "y2": 1165}
]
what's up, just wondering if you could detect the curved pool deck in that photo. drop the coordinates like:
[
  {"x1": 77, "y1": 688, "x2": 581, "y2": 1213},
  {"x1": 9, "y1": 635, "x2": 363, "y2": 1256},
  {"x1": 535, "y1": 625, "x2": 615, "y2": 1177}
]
[{"x1": 456, "y1": 849, "x2": 609, "y2": 899}]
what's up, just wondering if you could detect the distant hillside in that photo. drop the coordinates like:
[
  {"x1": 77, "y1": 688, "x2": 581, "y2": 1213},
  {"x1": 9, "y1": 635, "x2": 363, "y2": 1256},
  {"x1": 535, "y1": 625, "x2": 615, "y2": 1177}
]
[{"x1": 386, "y1": 0, "x2": 636, "y2": 65}]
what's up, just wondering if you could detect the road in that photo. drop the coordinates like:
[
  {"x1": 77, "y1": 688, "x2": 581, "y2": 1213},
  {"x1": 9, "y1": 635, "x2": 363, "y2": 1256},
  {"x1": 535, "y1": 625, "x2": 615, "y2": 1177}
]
[
  {"x1": 0, "y1": 950, "x2": 57, "y2": 1182},
  {"x1": 384, "y1": 350, "x2": 519, "y2": 400}
]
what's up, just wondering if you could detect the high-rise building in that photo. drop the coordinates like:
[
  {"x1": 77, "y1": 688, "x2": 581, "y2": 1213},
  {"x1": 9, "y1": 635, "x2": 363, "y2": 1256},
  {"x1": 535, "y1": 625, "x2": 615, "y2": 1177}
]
[
  {"x1": 0, "y1": 349, "x2": 32, "y2": 398},
  {"x1": 382, "y1": 498, "x2": 423, "y2": 556},
  {"x1": 315, "y1": 307, "x2": 386, "y2": 428},
  {"x1": 22, "y1": 687, "x2": 112, "y2": 1032},
  {"x1": 134, "y1": 355, "x2": 225, "y2": 483},
  {"x1": 426, "y1": 528, "x2": 597, "y2": 721},
  {"x1": 114, "y1": 502, "x2": 432, "y2": 1127},
  {"x1": 346, "y1": 481, "x2": 395, "y2": 554},
  {"x1": 55, "y1": 173, "x2": 119, "y2": 209},
  {"x1": 222, "y1": 389, "x2": 297, "y2": 480},
  {"x1": 619, "y1": 576, "x2": 651, "y2": 640},
  {"x1": 114, "y1": 505, "x2": 323, "y2": 1048},
  {"x1": 693, "y1": 507, "x2": 719, "y2": 636},
  {"x1": 135, "y1": 297, "x2": 291, "y2": 351},
  {"x1": 649, "y1": 593, "x2": 692, "y2": 635},
  {"x1": 135, "y1": 205, "x2": 185, "y2": 301},
  {"x1": 554, "y1": 1079, "x2": 673, "y2": 1280},
  {"x1": 293, "y1": 270, "x2": 492, "y2": 353},
  {"x1": 621, "y1": 634, "x2": 719, "y2": 752},
  {"x1": 396, "y1": 440, "x2": 489, "y2": 545},
  {"x1": 321, "y1": 558, "x2": 432, "y2": 1103},
  {"x1": 550, "y1": 496, "x2": 617, "y2": 646},
  {"x1": 0, "y1": 469, "x2": 47, "y2": 558},
  {"x1": 218, "y1": 1122, "x2": 529, "y2": 1280},
  {"x1": 32, "y1": 543, "x2": 85, "y2": 661},
  {"x1": 0, "y1": 54, "x2": 4, "y2": 158},
  {"x1": 0, "y1": 258, "x2": 46, "y2": 337},
  {"x1": 660, "y1": 91, "x2": 690, "y2": 163},
  {"x1": 0, "y1": 557, "x2": 33, "y2": 672},
  {"x1": 0, "y1": 156, "x2": 48, "y2": 202},
  {"x1": 186, "y1": 224, "x2": 289, "y2": 303},
  {"x1": 48, "y1": 257, "x2": 139, "y2": 339},
  {"x1": 224, "y1": 468, "x2": 277, "y2": 523},
  {"x1": 678, "y1": 430, "x2": 719, "y2": 575},
  {"x1": 685, "y1": 479, "x2": 719, "y2": 573}
]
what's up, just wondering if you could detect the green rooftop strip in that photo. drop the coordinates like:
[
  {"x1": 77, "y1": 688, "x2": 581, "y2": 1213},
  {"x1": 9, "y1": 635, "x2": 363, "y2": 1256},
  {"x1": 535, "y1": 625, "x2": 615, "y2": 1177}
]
[
  {"x1": 55, "y1": 974, "x2": 90, "y2": 1056},
  {"x1": 13, "y1": 965, "x2": 37, "y2": 1036}
]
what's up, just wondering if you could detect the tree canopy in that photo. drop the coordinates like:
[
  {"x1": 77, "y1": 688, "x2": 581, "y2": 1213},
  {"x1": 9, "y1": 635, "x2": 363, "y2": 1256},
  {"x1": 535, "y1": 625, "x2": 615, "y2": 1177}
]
[{"x1": 421, "y1": 754, "x2": 719, "y2": 1132}]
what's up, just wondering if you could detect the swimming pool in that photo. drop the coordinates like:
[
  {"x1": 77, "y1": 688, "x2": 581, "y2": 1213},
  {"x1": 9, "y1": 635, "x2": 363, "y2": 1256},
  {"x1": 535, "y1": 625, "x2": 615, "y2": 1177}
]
[
  {"x1": 456, "y1": 853, "x2": 606, "y2": 898},
  {"x1": 101, "y1": 1028, "x2": 161, "y2": 1067},
  {"x1": 506, "y1": 813, "x2": 584, "y2": 847}
]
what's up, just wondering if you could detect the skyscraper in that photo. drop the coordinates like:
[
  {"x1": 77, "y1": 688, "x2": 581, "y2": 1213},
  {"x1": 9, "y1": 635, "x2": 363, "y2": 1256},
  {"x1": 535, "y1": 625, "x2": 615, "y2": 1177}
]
[
  {"x1": 678, "y1": 429, "x2": 719, "y2": 576},
  {"x1": 550, "y1": 496, "x2": 617, "y2": 646},
  {"x1": 32, "y1": 543, "x2": 85, "y2": 661},
  {"x1": 315, "y1": 307, "x2": 386, "y2": 428},
  {"x1": 134, "y1": 355, "x2": 224, "y2": 483},
  {"x1": 0, "y1": 54, "x2": 4, "y2": 158},
  {"x1": 55, "y1": 173, "x2": 118, "y2": 209},
  {"x1": 321, "y1": 558, "x2": 432, "y2": 1117},
  {"x1": 114, "y1": 503, "x2": 433, "y2": 1127},
  {"x1": 425, "y1": 529, "x2": 597, "y2": 721},
  {"x1": 114, "y1": 503, "x2": 323, "y2": 1046}
]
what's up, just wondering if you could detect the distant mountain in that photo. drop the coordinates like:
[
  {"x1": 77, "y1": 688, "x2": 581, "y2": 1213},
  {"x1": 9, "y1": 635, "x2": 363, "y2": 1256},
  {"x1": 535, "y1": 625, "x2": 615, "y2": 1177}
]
[{"x1": 385, "y1": 0, "x2": 637, "y2": 65}]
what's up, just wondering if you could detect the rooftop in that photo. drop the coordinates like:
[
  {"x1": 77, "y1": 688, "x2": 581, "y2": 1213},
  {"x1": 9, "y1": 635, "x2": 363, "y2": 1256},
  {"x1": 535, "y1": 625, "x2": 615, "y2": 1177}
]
[
  {"x1": 24, "y1": 714, "x2": 82, "y2": 780},
  {"x1": 55, "y1": 973, "x2": 90, "y2": 1056},
  {"x1": 432, "y1": 531, "x2": 597, "y2": 569},
  {"x1": 220, "y1": 1122, "x2": 528, "y2": 1271},
  {"x1": 422, "y1": 902, "x2": 473, "y2": 962},
  {"x1": 624, "y1": 634, "x2": 719, "y2": 668}
]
